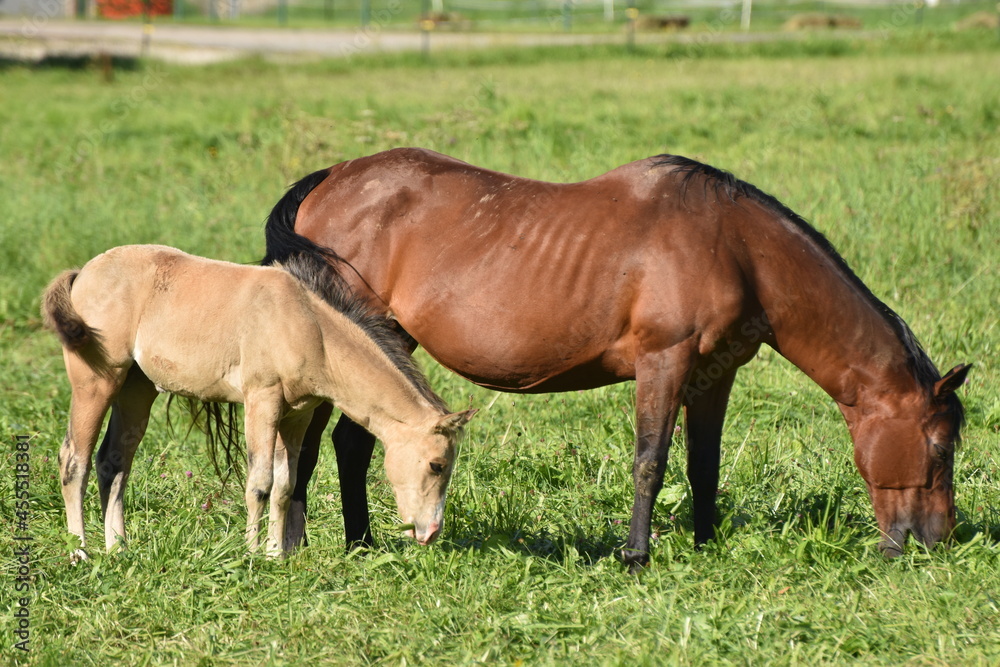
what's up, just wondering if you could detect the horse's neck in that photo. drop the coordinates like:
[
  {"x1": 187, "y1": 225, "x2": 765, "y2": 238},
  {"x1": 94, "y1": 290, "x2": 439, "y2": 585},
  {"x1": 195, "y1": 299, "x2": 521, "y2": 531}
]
[
  {"x1": 742, "y1": 212, "x2": 919, "y2": 408},
  {"x1": 313, "y1": 315, "x2": 433, "y2": 438}
]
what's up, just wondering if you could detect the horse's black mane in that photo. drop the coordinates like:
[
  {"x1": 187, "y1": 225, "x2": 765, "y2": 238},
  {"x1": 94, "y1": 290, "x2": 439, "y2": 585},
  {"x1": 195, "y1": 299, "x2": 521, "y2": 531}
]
[
  {"x1": 652, "y1": 154, "x2": 949, "y2": 404},
  {"x1": 276, "y1": 253, "x2": 449, "y2": 413}
]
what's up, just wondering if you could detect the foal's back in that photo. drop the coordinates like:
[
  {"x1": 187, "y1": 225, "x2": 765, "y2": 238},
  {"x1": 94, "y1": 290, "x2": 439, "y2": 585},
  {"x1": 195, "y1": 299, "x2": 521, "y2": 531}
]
[{"x1": 70, "y1": 245, "x2": 326, "y2": 403}]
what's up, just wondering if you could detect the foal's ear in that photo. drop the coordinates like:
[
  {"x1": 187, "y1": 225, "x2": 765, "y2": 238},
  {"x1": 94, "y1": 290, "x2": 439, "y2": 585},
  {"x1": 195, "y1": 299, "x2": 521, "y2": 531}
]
[
  {"x1": 435, "y1": 409, "x2": 478, "y2": 434},
  {"x1": 934, "y1": 363, "x2": 972, "y2": 398}
]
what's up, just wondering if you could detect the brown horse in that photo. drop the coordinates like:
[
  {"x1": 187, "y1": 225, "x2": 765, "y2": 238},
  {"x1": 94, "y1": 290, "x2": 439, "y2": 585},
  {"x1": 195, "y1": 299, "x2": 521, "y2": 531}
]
[
  {"x1": 262, "y1": 148, "x2": 970, "y2": 569},
  {"x1": 42, "y1": 244, "x2": 474, "y2": 560}
]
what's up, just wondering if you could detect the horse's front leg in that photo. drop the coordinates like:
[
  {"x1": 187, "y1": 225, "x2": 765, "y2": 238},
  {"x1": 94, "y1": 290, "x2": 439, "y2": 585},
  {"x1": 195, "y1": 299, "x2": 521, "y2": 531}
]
[
  {"x1": 623, "y1": 344, "x2": 695, "y2": 572},
  {"x1": 244, "y1": 390, "x2": 283, "y2": 552},
  {"x1": 285, "y1": 401, "x2": 333, "y2": 550},
  {"x1": 333, "y1": 414, "x2": 377, "y2": 550}
]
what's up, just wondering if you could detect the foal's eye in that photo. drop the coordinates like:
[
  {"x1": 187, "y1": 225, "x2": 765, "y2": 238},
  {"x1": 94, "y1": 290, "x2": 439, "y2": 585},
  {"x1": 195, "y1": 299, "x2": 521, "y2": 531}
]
[{"x1": 430, "y1": 461, "x2": 446, "y2": 475}]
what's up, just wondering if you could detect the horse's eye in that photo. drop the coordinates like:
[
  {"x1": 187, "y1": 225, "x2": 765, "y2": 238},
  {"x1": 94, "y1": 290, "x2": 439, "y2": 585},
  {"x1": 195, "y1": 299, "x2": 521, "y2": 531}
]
[{"x1": 430, "y1": 461, "x2": 445, "y2": 475}]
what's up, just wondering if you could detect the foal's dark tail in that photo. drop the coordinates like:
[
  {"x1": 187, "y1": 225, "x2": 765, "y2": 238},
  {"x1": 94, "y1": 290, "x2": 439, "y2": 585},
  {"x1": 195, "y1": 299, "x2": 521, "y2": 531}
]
[{"x1": 41, "y1": 269, "x2": 97, "y2": 351}]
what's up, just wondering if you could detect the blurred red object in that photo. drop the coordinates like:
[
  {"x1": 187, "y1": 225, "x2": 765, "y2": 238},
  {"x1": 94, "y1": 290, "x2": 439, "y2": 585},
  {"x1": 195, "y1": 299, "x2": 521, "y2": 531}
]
[{"x1": 98, "y1": 0, "x2": 173, "y2": 19}]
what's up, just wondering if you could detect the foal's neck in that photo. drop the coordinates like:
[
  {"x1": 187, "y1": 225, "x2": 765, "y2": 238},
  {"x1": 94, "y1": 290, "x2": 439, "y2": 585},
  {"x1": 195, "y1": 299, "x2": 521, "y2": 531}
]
[{"x1": 312, "y1": 308, "x2": 437, "y2": 439}]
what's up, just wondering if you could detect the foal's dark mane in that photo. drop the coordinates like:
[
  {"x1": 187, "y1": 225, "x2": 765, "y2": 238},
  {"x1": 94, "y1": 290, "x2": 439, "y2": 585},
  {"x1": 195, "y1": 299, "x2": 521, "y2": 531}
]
[
  {"x1": 262, "y1": 169, "x2": 448, "y2": 413},
  {"x1": 276, "y1": 253, "x2": 449, "y2": 413},
  {"x1": 653, "y1": 154, "x2": 952, "y2": 409}
]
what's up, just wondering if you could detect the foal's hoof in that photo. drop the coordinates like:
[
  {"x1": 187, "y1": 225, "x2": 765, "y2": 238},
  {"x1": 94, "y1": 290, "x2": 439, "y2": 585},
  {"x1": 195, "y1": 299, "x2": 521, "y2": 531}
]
[{"x1": 70, "y1": 548, "x2": 89, "y2": 565}]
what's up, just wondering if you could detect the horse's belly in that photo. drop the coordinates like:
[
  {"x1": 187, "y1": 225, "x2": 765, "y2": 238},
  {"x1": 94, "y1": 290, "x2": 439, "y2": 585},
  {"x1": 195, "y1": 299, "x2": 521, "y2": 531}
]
[
  {"x1": 411, "y1": 313, "x2": 636, "y2": 393},
  {"x1": 133, "y1": 336, "x2": 244, "y2": 403}
]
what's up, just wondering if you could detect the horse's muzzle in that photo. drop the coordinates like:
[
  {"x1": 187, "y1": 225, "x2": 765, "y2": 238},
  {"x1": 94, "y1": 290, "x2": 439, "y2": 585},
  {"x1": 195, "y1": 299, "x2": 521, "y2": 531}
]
[
  {"x1": 879, "y1": 512, "x2": 953, "y2": 558},
  {"x1": 413, "y1": 521, "x2": 442, "y2": 546}
]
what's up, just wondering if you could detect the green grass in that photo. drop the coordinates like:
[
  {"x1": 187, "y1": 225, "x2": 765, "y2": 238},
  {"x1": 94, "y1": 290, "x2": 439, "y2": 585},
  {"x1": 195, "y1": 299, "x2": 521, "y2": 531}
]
[{"x1": 2, "y1": 30, "x2": 999, "y2": 665}]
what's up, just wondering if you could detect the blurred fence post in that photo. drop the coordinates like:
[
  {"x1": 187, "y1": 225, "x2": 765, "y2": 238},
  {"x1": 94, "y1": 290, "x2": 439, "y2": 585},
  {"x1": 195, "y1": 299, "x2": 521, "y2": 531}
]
[
  {"x1": 421, "y1": 0, "x2": 432, "y2": 57},
  {"x1": 741, "y1": 0, "x2": 752, "y2": 30},
  {"x1": 626, "y1": 3, "x2": 637, "y2": 50},
  {"x1": 141, "y1": 0, "x2": 151, "y2": 56},
  {"x1": 361, "y1": 0, "x2": 371, "y2": 26}
]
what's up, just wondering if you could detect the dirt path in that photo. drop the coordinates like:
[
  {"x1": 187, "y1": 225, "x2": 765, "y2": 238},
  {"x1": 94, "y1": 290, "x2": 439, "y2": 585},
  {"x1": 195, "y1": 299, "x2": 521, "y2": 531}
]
[{"x1": 0, "y1": 18, "x2": 864, "y2": 64}]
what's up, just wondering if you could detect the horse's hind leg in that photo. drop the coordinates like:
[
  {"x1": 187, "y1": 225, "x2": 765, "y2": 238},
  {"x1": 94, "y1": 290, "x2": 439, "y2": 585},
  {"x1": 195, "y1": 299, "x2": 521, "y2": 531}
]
[
  {"x1": 243, "y1": 389, "x2": 283, "y2": 552},
  {"x1": 96, "y1": 364, "x2": 158, "y2": 553},
  {"x1": 286, "y1": 401, "x2": 333, "y2": 550},
  {"x1": 683, "y1": 368, "x2": 738, "y2": 547},
  {"x1": 272, "y1": 410, "x2": 313, "y2": 556},
  {"x1": 59, "y1": 354, "x2": 125, "y2": 561},
  {"x1": 333, "y1": 414, "x2": 377, "y2": 550}
]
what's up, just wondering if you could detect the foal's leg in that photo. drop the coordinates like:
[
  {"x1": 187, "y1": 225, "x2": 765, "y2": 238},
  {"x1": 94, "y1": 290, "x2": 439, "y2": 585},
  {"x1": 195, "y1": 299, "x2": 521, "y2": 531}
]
[
  {"x1": 683, "y1": 369, "x2": 737, "y2": 547},
  {"x1": 271, "y1": 410, "x2": 313, "y2": 556},
  {"x1": 333, "y1": 415, "x2": 377, "y2": 549},
  {"x1": 623, "y1": 345, "x2": 695, "y2": 572},
  {"x1": 243, "y1": 389, "x2": 283, "y2": 552},
  {"x1": 286, "y1": 401, "x2": 333, "y2": 550},
  {"x1": 96, "y1": 365, "x2": 159, "y2": 553},
  {"x1": 59, "y1": 354, "x2": 126, "y2": 561}
]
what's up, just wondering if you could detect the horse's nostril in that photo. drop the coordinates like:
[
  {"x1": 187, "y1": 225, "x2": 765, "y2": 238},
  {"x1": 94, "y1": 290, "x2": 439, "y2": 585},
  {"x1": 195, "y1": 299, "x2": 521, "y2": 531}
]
[{"x1": 880, "y1": 545, "x2": 904, "y2": 558}]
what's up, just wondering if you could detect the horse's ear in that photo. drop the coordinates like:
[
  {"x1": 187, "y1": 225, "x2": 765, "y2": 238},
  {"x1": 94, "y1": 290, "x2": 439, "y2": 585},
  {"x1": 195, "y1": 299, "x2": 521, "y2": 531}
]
[
  {"x1": 934, "y1": 363, "x2": 972, "y2": 398},
  {"x1": 435, "y1": 409, "x2": 477, "y2": 434}
]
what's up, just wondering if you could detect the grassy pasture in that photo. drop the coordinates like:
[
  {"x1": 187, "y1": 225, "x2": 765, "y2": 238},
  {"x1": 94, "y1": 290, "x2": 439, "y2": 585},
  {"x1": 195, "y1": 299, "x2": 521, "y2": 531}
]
[{"x1": 2, "y1": 31, "x2": 999, "y2": 665}]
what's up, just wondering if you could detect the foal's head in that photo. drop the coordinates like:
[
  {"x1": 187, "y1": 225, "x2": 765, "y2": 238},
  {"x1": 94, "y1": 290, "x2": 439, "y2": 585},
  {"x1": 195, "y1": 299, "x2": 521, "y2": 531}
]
[
  {"x1": 383, "y1": 409, "x2": 476, "y2": 545},
  {"x1": 851, "y1": 364, "x2": 971, "y2": 556}
]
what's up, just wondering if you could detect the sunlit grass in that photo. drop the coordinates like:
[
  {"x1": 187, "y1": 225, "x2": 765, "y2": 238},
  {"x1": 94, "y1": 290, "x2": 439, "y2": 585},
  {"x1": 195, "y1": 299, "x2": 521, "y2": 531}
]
[{"x1": 1, "y1": 30, "x2": 998, "y2": 664}]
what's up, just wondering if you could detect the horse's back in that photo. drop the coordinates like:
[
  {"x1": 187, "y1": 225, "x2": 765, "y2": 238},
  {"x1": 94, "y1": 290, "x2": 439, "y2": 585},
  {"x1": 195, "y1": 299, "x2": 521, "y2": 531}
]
[
  {"x1": 72, "y1": 245, "x2": 324, "y2": 401},
  {"x1": 294, "y1": 151, "x2": 752, "y2": 391}
]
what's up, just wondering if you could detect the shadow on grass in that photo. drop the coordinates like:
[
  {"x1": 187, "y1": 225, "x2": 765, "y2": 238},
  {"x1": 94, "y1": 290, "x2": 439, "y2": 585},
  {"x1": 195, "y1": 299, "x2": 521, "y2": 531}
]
[
  {"x1": 440, "y1": 524, "x2": 625, "y2": 565},
  {"x1": 713, "y1": 485, "x2": 1000, "y2": 551},
  {"x1": 358, "y1": 485, "x2": 1000, "y2": 570},
  {"x1": 0, "y1": 54, "x2": 142, "y2": 72}
]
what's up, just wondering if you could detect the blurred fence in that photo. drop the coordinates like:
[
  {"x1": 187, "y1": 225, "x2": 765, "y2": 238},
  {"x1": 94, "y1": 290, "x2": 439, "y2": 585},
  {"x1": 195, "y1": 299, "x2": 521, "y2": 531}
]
[{"x1": 1, "y1": 0, "x2": 996, "y2": 33}]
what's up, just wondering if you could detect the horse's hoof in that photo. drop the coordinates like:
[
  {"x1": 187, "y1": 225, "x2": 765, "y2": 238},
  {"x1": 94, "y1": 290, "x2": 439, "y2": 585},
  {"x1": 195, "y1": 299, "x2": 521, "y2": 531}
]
[
  {"x1": 621, "y1": 548, "x2": 649, "y2": 574},
  {"x1": 70, "y1": 549, "x2": 89, "y2": 565}
]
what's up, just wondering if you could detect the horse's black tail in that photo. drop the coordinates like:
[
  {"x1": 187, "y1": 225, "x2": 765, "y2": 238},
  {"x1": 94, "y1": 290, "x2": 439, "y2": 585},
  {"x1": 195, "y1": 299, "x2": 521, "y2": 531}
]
[
  {"x1": 262, "y1": 167, "x2": 359, "y2": 309},
  {"x1": 261, "y1": 167, "x2": 336, "y2": 267},
  {"x1": 166, "y1": 395, "x2": 243, "y2": 486}
]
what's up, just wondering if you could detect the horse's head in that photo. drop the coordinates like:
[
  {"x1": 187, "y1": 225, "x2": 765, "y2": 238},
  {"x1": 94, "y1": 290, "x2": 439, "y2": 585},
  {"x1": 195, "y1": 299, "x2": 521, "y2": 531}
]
[
  {"x1": 382, "y1": 409, "x2": 476, "y2": 545},
  {"x1": 850, "y1": 364, "x2": 971, "y2": 557}
]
